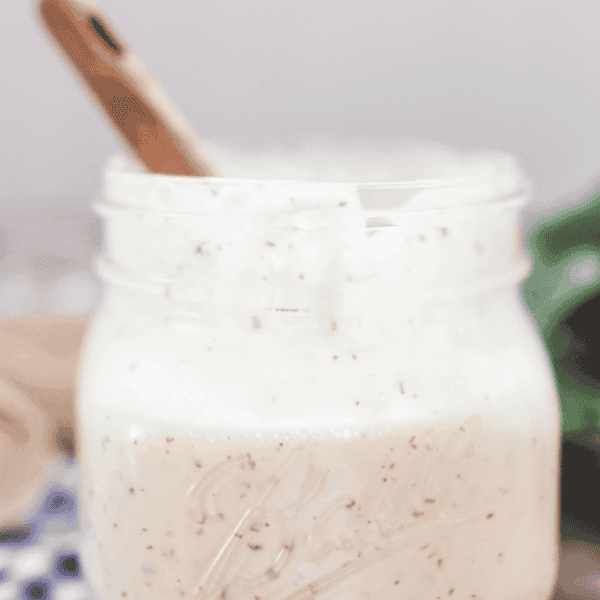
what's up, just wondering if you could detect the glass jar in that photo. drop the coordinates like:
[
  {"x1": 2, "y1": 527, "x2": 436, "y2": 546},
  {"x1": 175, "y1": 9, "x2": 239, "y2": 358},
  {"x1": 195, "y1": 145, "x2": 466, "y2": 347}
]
[{"x1": 77, "y1": 149, "x2": 560, "y2": 600}]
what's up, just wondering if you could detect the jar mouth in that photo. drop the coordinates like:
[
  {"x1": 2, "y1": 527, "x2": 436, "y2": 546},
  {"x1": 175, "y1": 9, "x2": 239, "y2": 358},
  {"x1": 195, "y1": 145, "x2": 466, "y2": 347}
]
[
  {"x1": 97, "y1": 144, "x2": 530, "y2": 302},
  {"x1": 104, "y1": 141, "x2": 529, "y2": 216}
]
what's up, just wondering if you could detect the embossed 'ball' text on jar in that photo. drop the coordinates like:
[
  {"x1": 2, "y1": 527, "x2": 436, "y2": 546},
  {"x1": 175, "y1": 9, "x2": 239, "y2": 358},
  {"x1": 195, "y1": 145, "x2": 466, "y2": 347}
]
[{"x1": 77, "y1": 149, "x2": 560, "y2": 600}]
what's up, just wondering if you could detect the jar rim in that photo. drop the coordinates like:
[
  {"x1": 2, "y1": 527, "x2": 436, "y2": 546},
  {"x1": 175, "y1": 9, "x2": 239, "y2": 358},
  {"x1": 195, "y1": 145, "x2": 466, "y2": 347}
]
[
  {"x1": 105, "y1": 165, "x2": 529, "y2": 219},
  {"x1": 104, "y1": 146, "x2": 529, "y2": 217}
]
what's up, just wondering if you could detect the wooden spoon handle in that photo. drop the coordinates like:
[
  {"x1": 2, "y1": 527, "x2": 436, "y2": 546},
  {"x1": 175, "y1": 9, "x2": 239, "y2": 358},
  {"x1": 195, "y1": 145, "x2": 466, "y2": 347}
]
[{"x1": 39, "y1": 0, "x2": 217, "y2": 177}]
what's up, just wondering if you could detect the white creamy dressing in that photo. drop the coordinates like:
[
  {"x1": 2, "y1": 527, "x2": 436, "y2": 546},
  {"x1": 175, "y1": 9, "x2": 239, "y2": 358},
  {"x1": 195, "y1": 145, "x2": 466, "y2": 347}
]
[
  {"x1": 78, "y1": 143, "x2": 559, "y2": 600},
  {"x1": 89, "y1": 144, "x2": 533, "y2": 433}
]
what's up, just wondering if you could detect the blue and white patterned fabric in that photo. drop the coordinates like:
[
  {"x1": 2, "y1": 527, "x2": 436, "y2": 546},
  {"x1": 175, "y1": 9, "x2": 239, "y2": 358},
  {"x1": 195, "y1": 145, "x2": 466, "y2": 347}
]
[{"x1": 0, "y1": 460, "x2": 95, "y2": 600}]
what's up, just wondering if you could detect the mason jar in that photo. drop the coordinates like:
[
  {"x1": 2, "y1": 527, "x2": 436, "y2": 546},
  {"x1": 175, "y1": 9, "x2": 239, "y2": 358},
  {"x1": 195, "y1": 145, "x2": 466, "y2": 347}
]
[{"x1": 77, "y1": 147, "x2": 559, "y2": 600}]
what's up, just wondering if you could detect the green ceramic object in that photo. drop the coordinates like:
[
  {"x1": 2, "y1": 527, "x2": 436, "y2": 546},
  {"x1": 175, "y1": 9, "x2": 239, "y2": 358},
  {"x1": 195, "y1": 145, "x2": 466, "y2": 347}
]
[{"x1": 523, "y1": 190, "x2": 600, "y2": 434}]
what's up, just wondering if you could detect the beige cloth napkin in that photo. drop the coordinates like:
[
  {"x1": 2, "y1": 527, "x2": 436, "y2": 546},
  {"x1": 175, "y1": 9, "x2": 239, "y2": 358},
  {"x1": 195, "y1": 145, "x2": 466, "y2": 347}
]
[{"x1": 0, "y1": 315, "x2": 88, "y2": 523}]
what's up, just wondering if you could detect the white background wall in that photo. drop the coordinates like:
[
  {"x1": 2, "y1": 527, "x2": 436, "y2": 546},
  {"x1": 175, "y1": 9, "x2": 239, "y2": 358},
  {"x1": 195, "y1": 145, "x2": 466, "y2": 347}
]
[{"x1": 2, "y1": 0, "x2": 600, "y2": 219}]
